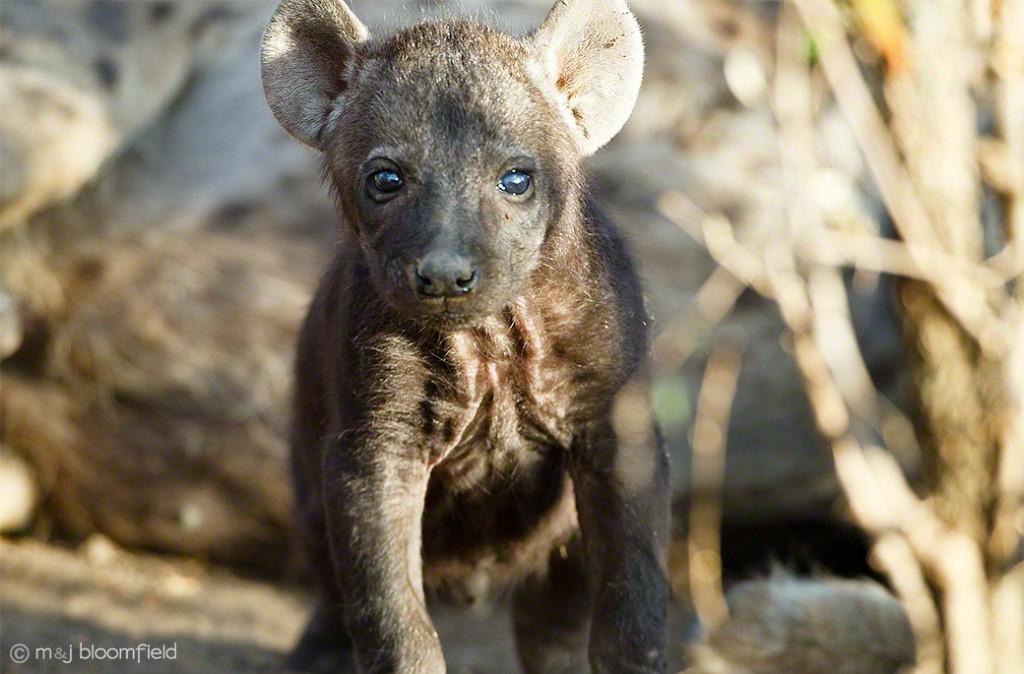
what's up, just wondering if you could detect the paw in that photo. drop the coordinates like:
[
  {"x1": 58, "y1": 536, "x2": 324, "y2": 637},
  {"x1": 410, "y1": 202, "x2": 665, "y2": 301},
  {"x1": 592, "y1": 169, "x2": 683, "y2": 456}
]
[{"x1": 282, "y1": 645, "x2": 356, "y2": 674}]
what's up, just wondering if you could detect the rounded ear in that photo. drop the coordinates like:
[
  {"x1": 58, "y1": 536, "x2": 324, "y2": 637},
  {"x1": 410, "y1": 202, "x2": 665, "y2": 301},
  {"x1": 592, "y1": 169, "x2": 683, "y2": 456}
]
[
  {"x1": 260, "y1": 0, "x2": 369, "y2": 150},
  {"x1": 530, "y1": 0, "x2": 644, "y2": 156}
]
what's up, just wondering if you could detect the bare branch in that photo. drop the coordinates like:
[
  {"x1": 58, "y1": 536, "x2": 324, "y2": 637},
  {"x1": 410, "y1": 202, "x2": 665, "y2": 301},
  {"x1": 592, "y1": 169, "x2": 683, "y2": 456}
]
[
  {"x1": 687, "y1": 344, "x2": 743, "y2": 632},
  {"x1": 791, "y1": 0, "x2": 1010, "y2": 357},
  {"x1": 652, "y1": 265, "x2": 746, "y2": 371},
  {"x1": 872, "y1": 533, "x2": 945, "y2": 674}
]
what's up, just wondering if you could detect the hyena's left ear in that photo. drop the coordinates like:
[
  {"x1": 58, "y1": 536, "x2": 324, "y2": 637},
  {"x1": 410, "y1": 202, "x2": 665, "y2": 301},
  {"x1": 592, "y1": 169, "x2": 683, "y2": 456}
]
[
  {"x1": 261, "y1": 0, "x2": 369, "y2": 150},
  {"x1": 530, "y1": 0, "x2": 644, "y2": 156}
]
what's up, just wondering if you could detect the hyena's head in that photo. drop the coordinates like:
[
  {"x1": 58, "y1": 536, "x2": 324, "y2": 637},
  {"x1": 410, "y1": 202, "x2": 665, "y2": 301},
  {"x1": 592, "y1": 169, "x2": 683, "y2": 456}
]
[{"x1": 261, "y1": 0, "x2": 643, "y2": 325}]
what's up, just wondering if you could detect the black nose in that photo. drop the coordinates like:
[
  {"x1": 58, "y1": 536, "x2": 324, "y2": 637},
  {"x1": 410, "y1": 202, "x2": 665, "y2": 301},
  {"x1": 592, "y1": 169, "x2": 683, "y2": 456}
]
[{"x1": 410, "y1": 252, "x2": 479, "y2": 297}]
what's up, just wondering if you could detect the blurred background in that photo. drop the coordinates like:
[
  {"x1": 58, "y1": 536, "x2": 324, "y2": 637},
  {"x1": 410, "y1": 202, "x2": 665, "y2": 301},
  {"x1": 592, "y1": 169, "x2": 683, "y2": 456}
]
[{"x1": 0, "y1": 1, "x2": 1020, "y2": 673}]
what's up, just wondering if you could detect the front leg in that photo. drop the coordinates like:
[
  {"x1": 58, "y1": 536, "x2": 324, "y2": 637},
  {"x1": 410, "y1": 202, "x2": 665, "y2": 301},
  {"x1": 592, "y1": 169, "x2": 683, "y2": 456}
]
[
  {"x1": 570, "y1": 394, "x2": 671, "y2": 674},
  {"x1": 322, "y1": 437, "x2": 445, "y2": 674}
]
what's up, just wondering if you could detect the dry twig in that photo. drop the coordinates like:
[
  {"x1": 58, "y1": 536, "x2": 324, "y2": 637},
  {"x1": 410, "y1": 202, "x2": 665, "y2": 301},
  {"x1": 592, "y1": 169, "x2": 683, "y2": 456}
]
[{"x1": 686, "y1": 344, "x2": 743, "y2": 632}]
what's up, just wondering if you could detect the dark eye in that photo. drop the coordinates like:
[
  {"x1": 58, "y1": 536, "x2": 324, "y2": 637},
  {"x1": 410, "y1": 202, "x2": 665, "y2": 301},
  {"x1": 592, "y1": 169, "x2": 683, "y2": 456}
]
[
  {"x1": 370, "y1": 169, "x2": 404, "y2": 194},
  {"x1": 497, "y1": 170, "x2": 532, "y2": 196}
]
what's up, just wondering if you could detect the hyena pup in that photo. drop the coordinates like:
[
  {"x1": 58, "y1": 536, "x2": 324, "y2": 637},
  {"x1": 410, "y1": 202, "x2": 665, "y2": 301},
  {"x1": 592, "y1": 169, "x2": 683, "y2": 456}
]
[{"x1": 261, "y1": 0, "x2": 669, "y2": 672}]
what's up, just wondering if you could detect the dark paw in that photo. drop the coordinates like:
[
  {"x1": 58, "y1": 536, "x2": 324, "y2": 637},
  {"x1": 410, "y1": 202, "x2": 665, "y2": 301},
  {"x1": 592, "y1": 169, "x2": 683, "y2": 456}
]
[{"x1": 282, "y1": 644, "x2": 355, "y2": 674}]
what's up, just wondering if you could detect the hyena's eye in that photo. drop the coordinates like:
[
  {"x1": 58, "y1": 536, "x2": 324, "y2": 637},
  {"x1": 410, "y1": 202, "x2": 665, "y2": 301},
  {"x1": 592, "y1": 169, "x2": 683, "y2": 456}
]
[
  {"x1": 497, "y1": 170, "x2": 532, "y2": 196},
  {"x1": 369, "y1": 169, "x2": 404, "y2": 195}
]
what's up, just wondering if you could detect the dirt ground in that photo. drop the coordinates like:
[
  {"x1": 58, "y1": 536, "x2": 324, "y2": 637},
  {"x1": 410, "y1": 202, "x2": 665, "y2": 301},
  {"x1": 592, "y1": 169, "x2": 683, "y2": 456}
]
[{"x1": 0, "y1": 537, "x2": 694, "y2": 673}]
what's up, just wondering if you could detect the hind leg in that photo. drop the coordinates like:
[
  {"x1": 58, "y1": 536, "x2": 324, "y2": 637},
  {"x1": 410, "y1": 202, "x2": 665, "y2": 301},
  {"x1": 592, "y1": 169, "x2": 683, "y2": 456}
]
[
  {"x1": 284, "y1": 519, "x2": 355, "y2": 673},
  {"x1": 284, "y1": 445, "x2": 354, "y2": 672},
  {"x1": 284, "y1": 513, "x2": 354, "y2": 673},
  {"x1": 512, "y1": 540, "x2": 591, "y2": 674}
]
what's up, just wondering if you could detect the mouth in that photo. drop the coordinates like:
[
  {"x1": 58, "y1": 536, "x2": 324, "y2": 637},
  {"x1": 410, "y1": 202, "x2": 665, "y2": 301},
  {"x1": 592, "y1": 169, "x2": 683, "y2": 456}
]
[
  {"x1": 418, "y1": 299, "x2": 486, "y2": 328},
  {"x1": 385, "y1": 291, "x2": 491, "y2": 328}
]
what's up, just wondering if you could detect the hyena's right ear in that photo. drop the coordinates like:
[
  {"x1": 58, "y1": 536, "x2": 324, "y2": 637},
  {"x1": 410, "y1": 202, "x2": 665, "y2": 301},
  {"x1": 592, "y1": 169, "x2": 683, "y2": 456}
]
[
  {"x1": 260, "y1": 0, "x2": 369, "y2": 150},
  {"x1": 530, "y1": 0, "x2": 644, "y2": 156}
]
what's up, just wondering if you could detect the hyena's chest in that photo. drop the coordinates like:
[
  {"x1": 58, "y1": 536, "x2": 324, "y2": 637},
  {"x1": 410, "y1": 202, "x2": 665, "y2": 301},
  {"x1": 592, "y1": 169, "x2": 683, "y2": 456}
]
[
  {"x1": 416, "y1": 324, "x2": 586, "y2": 591},
  {"x1": 423, "y1": 324, "x2": 580, "y2": 491}
]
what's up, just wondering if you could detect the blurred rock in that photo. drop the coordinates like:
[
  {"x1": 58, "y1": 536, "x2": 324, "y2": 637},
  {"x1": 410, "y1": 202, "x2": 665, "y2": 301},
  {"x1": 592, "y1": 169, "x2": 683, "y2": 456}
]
[
  {"x1": 82, "y1": 533, "x2": 121, "y2": 565},
  {"x1": 0, "y1": 285, "x2": 22, "y2": 357},
  {"x1": 0, "y1": 444, "x2": 37, "y2": 533},
  {"x1": 688, "y1": 573, "x2": 916, "y2": 674}
]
